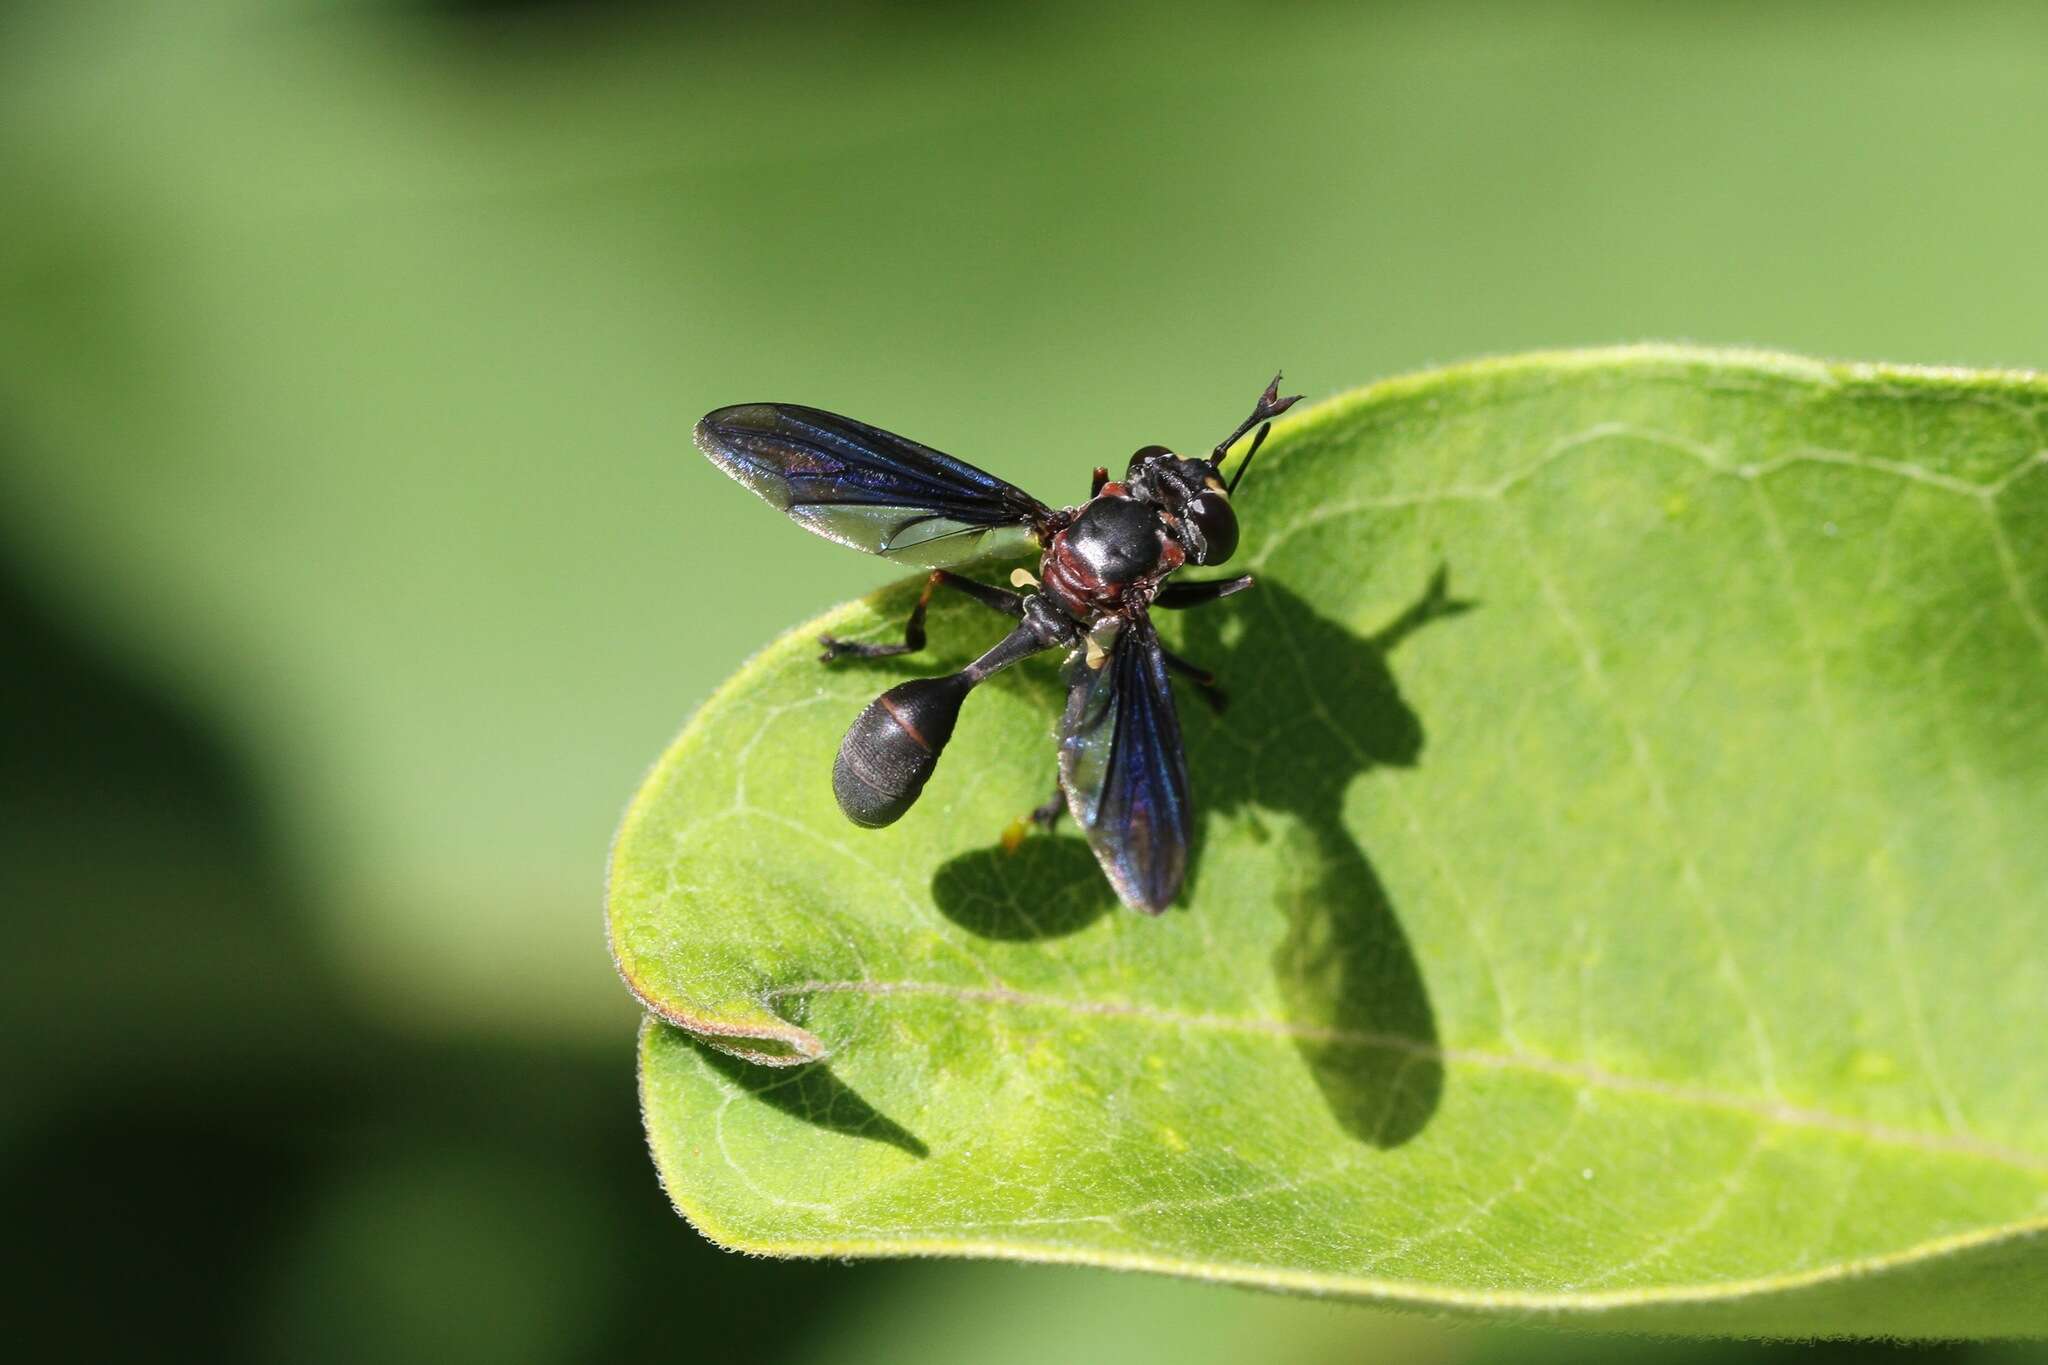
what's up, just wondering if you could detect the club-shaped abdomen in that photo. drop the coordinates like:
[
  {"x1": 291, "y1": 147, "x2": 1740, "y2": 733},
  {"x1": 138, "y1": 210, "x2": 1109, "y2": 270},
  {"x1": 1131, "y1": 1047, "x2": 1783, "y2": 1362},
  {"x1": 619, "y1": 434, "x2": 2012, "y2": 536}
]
[{"x1": 833, "y1": 673, "x2": 973, "y2": 827}]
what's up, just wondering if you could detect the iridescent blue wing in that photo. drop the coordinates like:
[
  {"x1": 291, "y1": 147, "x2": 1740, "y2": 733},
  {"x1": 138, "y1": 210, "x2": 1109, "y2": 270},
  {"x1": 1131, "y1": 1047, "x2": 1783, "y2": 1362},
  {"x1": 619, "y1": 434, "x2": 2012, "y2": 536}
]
[
  {"x1": 1057, "y1": 613, "x2": 1191, "y2": 913},
  {"x1": 695, "y1": 403, "x2": 1053, "y2": 567}
]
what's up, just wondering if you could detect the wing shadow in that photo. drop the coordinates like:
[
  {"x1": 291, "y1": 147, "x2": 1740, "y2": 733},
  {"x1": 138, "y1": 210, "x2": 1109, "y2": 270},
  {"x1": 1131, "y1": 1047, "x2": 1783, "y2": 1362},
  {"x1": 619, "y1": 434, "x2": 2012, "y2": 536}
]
[{"x1": 931, "y1": 834, "x2": 1117, "y2": 939}]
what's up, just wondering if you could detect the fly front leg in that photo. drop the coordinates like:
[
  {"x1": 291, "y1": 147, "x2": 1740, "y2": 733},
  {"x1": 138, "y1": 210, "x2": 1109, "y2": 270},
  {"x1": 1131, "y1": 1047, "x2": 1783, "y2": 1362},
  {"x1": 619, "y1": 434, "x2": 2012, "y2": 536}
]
[
  {"x1": 1152, "y1": 573, "x2": 1254, "y2": 610},
  {"x1": 819, "y1": 570, "x2": 1026, "y2": 662}
]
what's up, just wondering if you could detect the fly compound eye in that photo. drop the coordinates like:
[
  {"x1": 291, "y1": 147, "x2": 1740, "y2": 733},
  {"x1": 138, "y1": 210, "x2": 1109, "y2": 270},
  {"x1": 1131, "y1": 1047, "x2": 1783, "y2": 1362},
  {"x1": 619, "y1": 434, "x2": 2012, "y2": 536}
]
[{"x1": 1182, "y1": 489, "x2": 1238, "y2": 566}]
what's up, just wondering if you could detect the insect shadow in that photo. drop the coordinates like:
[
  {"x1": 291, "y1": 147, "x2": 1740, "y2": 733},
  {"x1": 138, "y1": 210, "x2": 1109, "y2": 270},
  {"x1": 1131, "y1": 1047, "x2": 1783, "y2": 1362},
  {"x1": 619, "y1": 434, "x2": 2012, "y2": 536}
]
[
  {"x1": 934, "y1": 565, "x2": 1470, "y2": 1148},
  {"x1": 1185, "y1": 568, "x2": 1470, "y2": 1147}
]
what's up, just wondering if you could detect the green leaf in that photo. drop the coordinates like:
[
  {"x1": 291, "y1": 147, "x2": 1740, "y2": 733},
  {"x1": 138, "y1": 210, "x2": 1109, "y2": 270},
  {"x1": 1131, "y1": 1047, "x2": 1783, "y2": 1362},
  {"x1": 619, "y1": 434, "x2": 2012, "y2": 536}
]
[{"x1": 609, "y1": 346, "x2": 2048, "y2": 1336}]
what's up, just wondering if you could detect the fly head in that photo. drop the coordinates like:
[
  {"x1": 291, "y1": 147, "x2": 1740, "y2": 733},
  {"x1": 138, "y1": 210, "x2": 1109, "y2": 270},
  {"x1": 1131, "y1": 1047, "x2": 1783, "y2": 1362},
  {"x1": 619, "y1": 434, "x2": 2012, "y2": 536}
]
[{"x1": 1125, "y1": 445, "x2": 1239, "y2": 567}]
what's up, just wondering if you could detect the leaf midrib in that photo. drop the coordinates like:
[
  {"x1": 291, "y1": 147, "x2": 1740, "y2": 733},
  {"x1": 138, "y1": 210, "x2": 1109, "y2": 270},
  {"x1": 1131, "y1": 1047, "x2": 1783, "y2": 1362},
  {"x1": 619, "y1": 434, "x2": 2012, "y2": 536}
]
[
  {"x1": 647, "y1": 1022, "x2": 2048, "y2": 1319},
  {"x1": 763, "y1": 977, "x2": 2047, "y2": 1172}
]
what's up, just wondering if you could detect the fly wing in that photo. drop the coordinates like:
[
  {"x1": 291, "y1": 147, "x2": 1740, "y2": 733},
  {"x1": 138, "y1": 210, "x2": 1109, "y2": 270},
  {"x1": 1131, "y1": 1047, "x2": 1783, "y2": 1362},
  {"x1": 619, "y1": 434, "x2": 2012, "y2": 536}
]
[
  {"x1": 1057, "y1": 613, "x2": 1192, "y2": 913},
  {"x1": 695, "y1": 403, "x2": 1053, "y2": 567}
]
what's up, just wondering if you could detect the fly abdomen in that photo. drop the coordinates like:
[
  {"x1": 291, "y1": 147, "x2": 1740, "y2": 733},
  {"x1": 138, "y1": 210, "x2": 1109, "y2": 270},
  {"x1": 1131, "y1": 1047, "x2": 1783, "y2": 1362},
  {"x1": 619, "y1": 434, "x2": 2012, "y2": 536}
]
[
  {"x1": 832, "y1": 602, "x2": 1074, "y2": 828},
  {"x1": 832, "y1": 674, "x2": 972, "y2": 827}
]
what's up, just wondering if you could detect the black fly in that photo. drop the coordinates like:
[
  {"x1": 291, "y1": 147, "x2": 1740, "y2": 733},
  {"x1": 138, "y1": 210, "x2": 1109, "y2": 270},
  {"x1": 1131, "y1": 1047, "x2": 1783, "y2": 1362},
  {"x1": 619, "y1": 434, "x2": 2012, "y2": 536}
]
[{"x1": 694, "y1": 377, "x2": 1301, "y2": 913}]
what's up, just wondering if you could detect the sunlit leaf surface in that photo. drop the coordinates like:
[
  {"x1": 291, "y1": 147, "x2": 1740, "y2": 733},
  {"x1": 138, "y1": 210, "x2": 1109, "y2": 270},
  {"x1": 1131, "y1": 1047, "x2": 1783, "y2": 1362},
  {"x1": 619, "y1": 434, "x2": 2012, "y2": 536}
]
[{"x1": 612, "y1": 348, "x2": 2048, "y2": 1335}]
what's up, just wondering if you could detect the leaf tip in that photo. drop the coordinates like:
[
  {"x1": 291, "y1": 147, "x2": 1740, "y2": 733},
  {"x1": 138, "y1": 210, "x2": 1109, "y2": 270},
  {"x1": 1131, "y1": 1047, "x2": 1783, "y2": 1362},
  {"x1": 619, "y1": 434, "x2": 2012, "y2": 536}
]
[{"x1": 617, "y1": 961, "x2": 828, "y2": 1066}]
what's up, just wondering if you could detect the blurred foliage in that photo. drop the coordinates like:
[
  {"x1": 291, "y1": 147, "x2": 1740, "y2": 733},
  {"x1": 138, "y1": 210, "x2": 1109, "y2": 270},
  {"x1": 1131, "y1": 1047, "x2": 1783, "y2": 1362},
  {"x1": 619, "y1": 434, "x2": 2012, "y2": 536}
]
[
  {"x1": 3, "y1": 0, "x2": 2047, "y2": 1358},
  {"x1": 7, "y1": 0, "x2": 2048, "y2": 1036}
]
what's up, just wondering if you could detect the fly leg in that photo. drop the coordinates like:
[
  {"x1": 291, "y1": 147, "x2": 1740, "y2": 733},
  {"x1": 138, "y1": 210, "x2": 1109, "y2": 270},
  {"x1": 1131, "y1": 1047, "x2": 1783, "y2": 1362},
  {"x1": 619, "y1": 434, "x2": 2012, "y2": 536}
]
[
  {"x1": 1158, "y1": 644, "x2": 1229, "y2": 714},
  {"x1": 1152, "y1": 574, "x2": 1254, "y2": 610},
  {"x1": 1002, "y1": 785, "x2": 1067, "y2": 853},
  {"x1": 819, "y1": 570, "x2": 1025, "y2": 662},
  {"x1": 1152, "y1": 576, "x2": 1251, "y2": 709}
]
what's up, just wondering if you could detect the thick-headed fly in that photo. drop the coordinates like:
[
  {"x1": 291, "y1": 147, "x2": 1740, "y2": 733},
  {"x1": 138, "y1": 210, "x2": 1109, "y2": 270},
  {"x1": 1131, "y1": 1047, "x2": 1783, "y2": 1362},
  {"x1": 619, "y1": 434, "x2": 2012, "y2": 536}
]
[{"x1": 694, "y1": 377, "x2": 1301, "y2": 913}]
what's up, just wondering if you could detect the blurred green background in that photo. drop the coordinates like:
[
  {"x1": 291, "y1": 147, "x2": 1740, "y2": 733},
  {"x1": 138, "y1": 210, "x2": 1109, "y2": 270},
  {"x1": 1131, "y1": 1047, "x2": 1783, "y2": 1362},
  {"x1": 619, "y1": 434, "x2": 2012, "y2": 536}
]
[{"x1": 4, "y1": 0, "x2": 2046, "y2": 1359}]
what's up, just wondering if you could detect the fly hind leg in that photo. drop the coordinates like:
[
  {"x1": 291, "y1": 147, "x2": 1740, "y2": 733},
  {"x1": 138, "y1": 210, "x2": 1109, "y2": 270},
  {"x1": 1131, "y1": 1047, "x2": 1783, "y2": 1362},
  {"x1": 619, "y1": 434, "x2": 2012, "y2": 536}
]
[{"x1": 819, "y1": 570, "x2": 1025, "y2": 663}]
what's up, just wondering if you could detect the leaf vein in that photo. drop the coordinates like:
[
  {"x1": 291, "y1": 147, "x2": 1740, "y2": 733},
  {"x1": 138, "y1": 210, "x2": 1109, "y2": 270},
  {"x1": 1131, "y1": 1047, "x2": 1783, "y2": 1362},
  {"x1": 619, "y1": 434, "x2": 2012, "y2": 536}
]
[{"x1": 761, "y1": 979, "x2": 2048, "y2": 1171}]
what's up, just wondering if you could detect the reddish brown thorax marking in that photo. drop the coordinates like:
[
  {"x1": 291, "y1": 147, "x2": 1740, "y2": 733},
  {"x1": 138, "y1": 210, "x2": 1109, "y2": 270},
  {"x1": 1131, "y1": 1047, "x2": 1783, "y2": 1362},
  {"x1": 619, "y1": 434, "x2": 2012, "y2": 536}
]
[
  {"x1": 1037, "y1": 538, "x2": 1117, "y2": 619},
  {"x1": 1037, "y1": 493, "x2": 1183, "y2": 623}
]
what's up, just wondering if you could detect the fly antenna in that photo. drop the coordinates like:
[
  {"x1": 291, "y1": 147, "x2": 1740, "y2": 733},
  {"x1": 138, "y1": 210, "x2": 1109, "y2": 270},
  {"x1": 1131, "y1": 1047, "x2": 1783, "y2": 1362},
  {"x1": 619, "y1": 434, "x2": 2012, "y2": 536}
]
[
  {"x1": 1210, "y1": 373, "x2": 1302, "y2": 493},
  {"x1": 1226, "y1": 421, "x2": 1272, "y2": 495}
]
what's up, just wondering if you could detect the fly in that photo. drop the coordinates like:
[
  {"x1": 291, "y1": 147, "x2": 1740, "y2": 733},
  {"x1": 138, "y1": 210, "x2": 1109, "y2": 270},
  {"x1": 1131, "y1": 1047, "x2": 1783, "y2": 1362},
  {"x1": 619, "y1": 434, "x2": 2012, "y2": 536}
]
[{"x1": 693, "y1": 376, "x2": 1301, "y2": 912}]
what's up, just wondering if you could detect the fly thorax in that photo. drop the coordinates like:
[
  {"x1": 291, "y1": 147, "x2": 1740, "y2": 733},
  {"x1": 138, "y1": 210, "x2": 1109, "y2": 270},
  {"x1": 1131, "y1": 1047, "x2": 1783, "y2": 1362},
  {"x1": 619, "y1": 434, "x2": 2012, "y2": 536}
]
[{"x1": 1060, "y1": 495, "x2": 1169, "y2": 585}]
